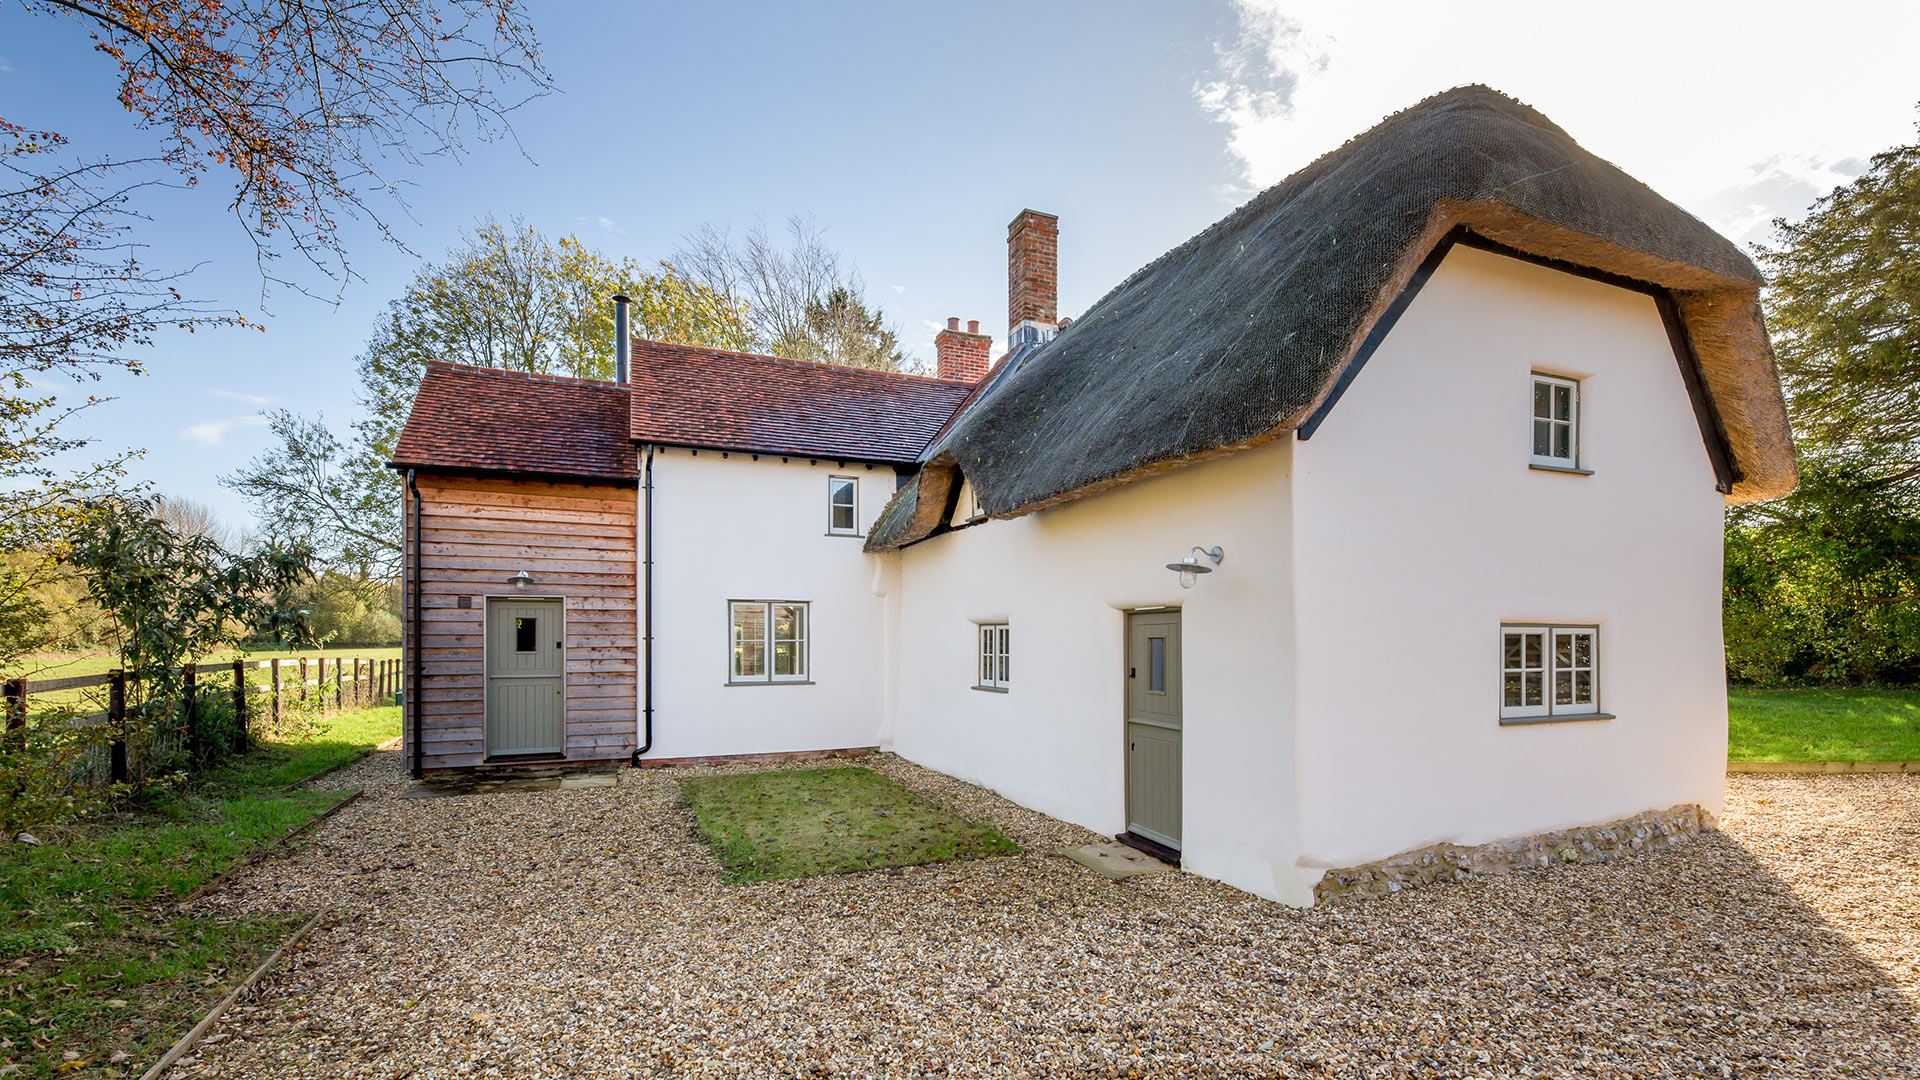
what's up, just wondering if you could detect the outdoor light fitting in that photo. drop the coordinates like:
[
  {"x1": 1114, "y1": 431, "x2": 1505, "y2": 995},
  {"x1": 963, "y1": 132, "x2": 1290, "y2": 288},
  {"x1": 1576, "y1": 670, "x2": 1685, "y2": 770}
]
[
  {"x1": 507, "y1": 569, "x2": 536, "y2": 590},
  {"x1": 1166, "y1": 546, "x2": 1225, "y2": 589}
]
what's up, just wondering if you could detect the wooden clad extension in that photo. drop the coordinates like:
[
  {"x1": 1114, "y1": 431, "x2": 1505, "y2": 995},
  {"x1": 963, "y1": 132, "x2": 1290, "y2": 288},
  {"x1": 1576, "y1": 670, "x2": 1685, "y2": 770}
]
[{"x1": 403, "y1": 476, "x2": 638, "y2": 771}]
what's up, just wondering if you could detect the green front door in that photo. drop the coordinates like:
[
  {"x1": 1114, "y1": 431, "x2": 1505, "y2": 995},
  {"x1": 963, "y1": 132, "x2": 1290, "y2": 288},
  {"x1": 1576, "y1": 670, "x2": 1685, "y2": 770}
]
[
  {"x1": 486, "y1": 598, "x2": 564, "y2": 757},
  {"x1": 1126, "y1": 610, "x2": 1182, "y2": 850}
]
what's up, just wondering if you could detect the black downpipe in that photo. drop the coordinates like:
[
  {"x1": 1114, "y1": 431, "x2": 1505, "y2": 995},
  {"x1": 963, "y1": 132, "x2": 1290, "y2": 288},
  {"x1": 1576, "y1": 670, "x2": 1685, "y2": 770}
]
[
  {"x1": 630, "y1": 445, "x2": 655, "y2": 765},
  {"x1": 408, "y1": 469, "x2": 425, "y2": 778}
]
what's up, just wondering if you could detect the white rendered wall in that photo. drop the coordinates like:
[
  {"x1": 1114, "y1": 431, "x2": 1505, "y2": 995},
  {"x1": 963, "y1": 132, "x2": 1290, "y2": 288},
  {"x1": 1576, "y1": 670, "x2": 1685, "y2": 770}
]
[
  {"x1": 888, "y1": 441, "x2": 1306, "y2": 904},
  {"x1": 643, "y1": 449, "x2": 893, "y2": 759},
  {"x1": 1287, "y1": 244, "x2": 1728, "y2": 898}
]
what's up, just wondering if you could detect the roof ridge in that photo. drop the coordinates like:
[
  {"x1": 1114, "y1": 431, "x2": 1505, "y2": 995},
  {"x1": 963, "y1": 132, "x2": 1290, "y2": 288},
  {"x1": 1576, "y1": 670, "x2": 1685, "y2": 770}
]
[
  {"x1": 426, "y1": 361, "x2": 626, "y2": 390},
  {"x1": 1069, "y1": 84, "x2": 1552, "y2": 326},
  {"x1": 627, "y1": 337, "x2": 966, "y2": 389}
]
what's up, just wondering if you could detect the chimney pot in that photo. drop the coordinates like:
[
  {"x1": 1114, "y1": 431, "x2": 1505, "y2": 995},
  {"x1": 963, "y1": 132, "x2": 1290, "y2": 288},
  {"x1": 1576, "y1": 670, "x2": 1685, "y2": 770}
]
[
  {"x1": 935, "y1": 318, "x2": 992, "y2": 384},
  {"x1": 947, "y1": 316, "x2": 960, "y2": 331}
]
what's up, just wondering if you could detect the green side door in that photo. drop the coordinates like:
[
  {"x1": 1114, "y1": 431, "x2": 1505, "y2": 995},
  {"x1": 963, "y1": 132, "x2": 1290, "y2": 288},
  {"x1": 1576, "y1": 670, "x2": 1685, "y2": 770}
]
[
  {"x1": 485, "y1": 598, "x2": 565, "y2": 757},
  {"x1": 1125, "y1": 610, "x2": 1182, "y2": 850}
]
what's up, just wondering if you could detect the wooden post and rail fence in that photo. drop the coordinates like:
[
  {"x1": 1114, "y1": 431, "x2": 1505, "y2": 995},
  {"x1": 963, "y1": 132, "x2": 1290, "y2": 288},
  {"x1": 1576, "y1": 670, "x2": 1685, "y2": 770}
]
[{"x1": 1, "y1": 655, "x2": 402, "y2": 790}]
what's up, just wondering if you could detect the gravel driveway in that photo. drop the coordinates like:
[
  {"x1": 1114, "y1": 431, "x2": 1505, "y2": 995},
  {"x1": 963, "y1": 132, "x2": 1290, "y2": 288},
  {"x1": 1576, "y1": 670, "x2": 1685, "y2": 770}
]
[{"x1": 180, "y1": 752, "x2": 1919, "y2": 1079}]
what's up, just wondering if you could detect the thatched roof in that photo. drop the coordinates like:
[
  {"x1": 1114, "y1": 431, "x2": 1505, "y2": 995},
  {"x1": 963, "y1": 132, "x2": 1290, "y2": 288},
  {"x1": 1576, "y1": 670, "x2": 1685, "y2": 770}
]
[{"x1": 867, "y1": 85, "x2": 1795, "y2": 551}]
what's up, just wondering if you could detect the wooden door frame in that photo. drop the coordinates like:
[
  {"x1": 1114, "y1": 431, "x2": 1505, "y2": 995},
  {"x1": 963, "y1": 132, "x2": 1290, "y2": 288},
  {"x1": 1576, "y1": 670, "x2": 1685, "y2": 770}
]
[
  {"x1": 1120, "y1": 606, "x2": 1182, "y2": 863},
  {"x1": 482, "y1": 593, "x2": 568, "y2": 761}
]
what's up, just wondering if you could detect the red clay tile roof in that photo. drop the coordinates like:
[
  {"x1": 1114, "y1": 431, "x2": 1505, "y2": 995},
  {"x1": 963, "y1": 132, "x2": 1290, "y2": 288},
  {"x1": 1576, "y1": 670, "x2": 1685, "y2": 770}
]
[
  {"x1": 625, "y1": 340, "x2": 975, "y2": 464},
  {"x1": 391, "y1": 363, "x2": 637, "y2": 482}
]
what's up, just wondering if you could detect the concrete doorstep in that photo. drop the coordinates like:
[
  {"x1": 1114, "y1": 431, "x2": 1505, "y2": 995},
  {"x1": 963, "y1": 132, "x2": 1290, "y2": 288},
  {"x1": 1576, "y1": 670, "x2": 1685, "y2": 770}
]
[{"x1": 1058, "y1": 842, "x2": 1176, "y2": 881}]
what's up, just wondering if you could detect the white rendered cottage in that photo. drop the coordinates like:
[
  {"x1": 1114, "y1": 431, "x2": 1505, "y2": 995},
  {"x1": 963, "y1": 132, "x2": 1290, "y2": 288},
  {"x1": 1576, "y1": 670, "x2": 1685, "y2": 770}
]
[{"x1": 390, "y1": 87, "x2": 1796, "y2": 905}]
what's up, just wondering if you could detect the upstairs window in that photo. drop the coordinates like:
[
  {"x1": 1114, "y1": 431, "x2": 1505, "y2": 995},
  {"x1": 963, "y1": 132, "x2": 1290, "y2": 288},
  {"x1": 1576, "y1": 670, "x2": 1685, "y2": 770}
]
[
  {"x1": 977, "y1": 623, "x2": 1010, "y2": 691},
  {"x1": 828, "y1": 476, "x2": 858, "y2": 535},
  {"x1": 1501, "y1": 625, "x2": 1599, "y2": 721},
  {"x1": 1531, "y1": 374, "x2": 1580, "y2": 469},
  {"x1": 731, "y1": 601, "x2": 809, "y2": 684}
]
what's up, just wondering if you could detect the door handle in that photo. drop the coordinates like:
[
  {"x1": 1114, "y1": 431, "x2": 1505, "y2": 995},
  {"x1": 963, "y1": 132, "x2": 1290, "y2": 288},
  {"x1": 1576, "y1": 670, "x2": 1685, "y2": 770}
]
[{"x1": 1129, "y1": 667, "x2": 1136, "y2": 678}]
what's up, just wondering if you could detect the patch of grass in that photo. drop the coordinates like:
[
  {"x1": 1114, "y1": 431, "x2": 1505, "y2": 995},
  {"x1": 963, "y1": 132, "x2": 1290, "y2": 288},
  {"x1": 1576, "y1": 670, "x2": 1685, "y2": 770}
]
[
  {"x1": 207, "y1": 705, "x2": 401, "y2": 790},
  {"x1": 682, "y1": 766, "x2": 1019, "y2": 883},
  {"x1": 0, "y1": 704, "x2": 398, "y2": 1077},
  {"x1": 1729, "y1": 689, "x2": 1920, "y2": 762}
]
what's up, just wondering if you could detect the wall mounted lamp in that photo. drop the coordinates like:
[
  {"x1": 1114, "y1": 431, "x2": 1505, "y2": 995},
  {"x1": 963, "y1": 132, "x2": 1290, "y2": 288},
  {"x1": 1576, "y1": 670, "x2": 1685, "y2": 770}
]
[
  {"x1": 506, "y1": 569, "x2": 536, "y2": 590},
  {"x1": 1166, "y1": 546, "x2": 1224, "y2": 589}
]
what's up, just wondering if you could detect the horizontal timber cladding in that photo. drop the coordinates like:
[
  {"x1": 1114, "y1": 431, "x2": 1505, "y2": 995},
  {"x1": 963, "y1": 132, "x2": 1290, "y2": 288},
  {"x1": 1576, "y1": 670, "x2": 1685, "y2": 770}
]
[{"x1": 405, "y1": 475, "x2": 638, "y2": 770}]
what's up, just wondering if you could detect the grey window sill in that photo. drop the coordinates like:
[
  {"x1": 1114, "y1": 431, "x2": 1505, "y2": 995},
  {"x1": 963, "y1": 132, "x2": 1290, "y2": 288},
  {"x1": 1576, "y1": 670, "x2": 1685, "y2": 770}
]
[
  {"x1": 1529, "y1": 462, "x2": 1594, "y2": 476},
  {"x1": 825, "y1": 531, "x2": 862, "y2": 539},
  {"x1": 1499, "y1": 712, "x2": 1614, "y2": 726},
  {"x1": 724, "y1": 680, "x2": 816, "y2": 687},
  {"x1": 972, "y1": 685, "x2": 1009, "y2": 694}
]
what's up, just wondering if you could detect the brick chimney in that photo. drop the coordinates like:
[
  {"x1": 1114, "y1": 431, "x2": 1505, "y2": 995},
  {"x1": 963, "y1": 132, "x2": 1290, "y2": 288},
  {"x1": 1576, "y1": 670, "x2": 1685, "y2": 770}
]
[
  {"x1": 1007, "y1": 209, "x2": 1059, "y2": 351},
  {"x1": 935, "y1": 317, "x2": 992, "y2": 383}
]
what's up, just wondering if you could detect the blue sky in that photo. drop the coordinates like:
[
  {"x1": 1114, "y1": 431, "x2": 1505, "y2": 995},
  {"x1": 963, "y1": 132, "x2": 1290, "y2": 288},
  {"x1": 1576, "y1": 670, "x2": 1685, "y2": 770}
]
[{"x1": 4, "y1": 0, "x2": 1918, "y2": 531}]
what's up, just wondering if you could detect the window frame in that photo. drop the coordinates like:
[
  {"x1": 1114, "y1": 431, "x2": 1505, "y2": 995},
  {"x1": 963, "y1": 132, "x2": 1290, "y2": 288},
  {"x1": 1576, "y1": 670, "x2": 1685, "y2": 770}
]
[
  {"x1": 728, "y1": 599, "x2": 811, "y2": 685},
  {"x1": 976, "y1": 622, "x2": 1010, "y2": 691},
  {"x1": 827, "y1": 475, "x2": 859, "y2": 536},
  {"x1": 1499, "y1": 623, "x2": 1602, "y2": 722},
  {"x1": 1529, "y1": 373, "x2": 1581, "y2": 471}
]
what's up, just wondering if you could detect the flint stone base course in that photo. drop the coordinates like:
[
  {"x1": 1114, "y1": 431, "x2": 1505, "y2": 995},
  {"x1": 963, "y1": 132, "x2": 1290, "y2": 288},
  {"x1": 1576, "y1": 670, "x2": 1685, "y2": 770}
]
[{"x1": 1314, "y1": 804, "x2": 1710, "y2": 903}]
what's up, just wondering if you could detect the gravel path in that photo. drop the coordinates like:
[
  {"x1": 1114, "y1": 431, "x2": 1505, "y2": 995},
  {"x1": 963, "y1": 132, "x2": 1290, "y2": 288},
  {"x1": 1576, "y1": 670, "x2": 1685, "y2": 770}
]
[{"x1": 177, "y1": 752, "x2": 1920, "y2": 1078}]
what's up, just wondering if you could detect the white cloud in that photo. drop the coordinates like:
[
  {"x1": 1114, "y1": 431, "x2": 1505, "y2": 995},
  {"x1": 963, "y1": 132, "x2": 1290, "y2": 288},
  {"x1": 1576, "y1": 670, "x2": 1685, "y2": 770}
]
[
  {"x1": 1192, "y1": 1, "x2": 1920, "y2": 235},
  {"x1": 181, "y1": 416, "x2": 268, "y2": 447},
  {"x1": 890, "y1": 283, "x2": 907, "y2": 294},
  {"x1": 1192, "y1": 1, "x2": 1331, "y2": 191},
  {"x1": 0, "y1": 57, "x2": 13, "y2": 73},
  {"x1": 596, "y1": 216, "x2": 625, "y2": 235},
  {"x1": 208, "y1": 387, "x2": 274, "y2": 407},
  {"x1": 1693, "y1": 154, "x2": 1865, "y2": 249}
]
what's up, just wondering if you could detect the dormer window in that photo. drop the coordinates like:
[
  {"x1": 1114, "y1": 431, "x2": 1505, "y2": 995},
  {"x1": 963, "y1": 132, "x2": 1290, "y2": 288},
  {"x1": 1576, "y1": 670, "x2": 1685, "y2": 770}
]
[
  {"x1": 828, "y1": 476, "x2": 858, "y2": 535},
  {"x1": 1530, "y1": 373, "x2": 1580, "y2": 470}
]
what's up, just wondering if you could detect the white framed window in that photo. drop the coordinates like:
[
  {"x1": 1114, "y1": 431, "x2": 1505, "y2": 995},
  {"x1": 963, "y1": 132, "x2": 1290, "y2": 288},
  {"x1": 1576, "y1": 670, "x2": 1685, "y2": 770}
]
[
  {"x1": 968, "y1": 483, "x2": 985, "y2": 522},
  {"x1": 1530, "y1": 373, "x2": 1579, "y2": 468},
  {"x1": 1500, "y1": 625, "x2": 1599, "y2": 721},
  {"x1": 977, "y1": 623, "x2": 1009, "y2": 690},
  {"x1": 730, "y1": 600, "x2": 809, "y2": 684},
  {"x1": 827, "y1": 476, "x2": 858, "y2": 535}
]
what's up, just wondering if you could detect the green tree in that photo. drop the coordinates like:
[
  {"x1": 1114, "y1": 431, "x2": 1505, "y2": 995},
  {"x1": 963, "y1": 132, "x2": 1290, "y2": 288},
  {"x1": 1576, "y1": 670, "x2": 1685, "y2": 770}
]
[
  {"x1": 226, "y1": 218, "x2": 753, "y2": 578},
  {"x1": 1759, "y1": 123, "x2": 1920, "y2": 476},
  {"x1": 1725, "y1": 456, "x2": 1920, "y2": 685},
  {"x1": 63, "y1": 496, "x2": 314, "y2": 777}
]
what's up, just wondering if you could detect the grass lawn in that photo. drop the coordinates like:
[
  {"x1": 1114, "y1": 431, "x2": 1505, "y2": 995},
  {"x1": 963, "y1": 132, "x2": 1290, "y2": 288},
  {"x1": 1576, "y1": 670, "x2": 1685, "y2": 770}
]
[
  {"x1": 1728, "y1": 689, "x2": 1920, "y2": 762},
  {"x1": 683, "y1": 766, "x2": 1019, "y2": 883},
  {"x1": 0, "y1": 705, "x2": 399, "y2": 1078}
]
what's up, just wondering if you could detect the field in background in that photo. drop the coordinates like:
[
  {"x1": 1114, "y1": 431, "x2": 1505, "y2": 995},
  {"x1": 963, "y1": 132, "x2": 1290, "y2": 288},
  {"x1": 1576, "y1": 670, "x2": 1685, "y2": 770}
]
[
  {"x1": 1728, "y1": 689, "x2": 1920, "y2": 762},
  {"x1": 3, "y1": 645, "x2": 401, "y2": 682}
]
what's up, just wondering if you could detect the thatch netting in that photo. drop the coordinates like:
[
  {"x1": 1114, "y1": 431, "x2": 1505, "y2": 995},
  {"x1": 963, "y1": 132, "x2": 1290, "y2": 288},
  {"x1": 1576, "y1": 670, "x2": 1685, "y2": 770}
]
[{"x1": 866, "y1": 85, "x2": 1794, "y2": 552}]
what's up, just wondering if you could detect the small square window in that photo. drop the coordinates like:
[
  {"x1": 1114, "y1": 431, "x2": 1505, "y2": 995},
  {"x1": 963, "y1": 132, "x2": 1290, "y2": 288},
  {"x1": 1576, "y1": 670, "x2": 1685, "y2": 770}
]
[
  {"x1": 1500, "y1": 624, "x2": 1599, "y2": 720},
  {"x1": 978, "y1": 623, "x2": 1010, "y2": 690},
  {"x1": 730, "y1": 601, "x2": 809, "y2": 684},
  {"x1": 1530, "y1": 374, "x2": 1580, "y2": 469},
  {"x1": 828, "y1": 477, "x2": 858, "y2": 535},
  {"x1": 514, "y1": 616, "x2": 537, "y2": 653}
]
